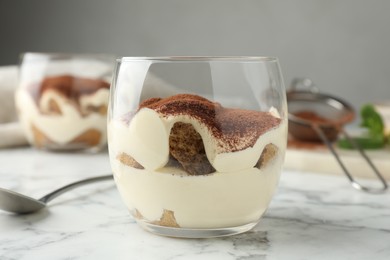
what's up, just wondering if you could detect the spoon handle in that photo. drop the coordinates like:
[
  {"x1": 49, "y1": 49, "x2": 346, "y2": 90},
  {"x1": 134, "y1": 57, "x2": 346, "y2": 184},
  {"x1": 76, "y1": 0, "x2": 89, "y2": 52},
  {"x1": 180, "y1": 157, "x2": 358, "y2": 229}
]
[{"x1": 38, "y1": 175, "x2": 113, "y2": 204}]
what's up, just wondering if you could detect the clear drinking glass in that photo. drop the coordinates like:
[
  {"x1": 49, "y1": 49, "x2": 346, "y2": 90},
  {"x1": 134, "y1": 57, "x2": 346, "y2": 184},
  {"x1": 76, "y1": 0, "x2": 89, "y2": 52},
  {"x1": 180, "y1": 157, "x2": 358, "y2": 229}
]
[
  {"x1": 15, "y1": 53, "x2": 114, "y2": 152},
  {"x1": 108, "y1": 57, "x2": 288, "y2": 238}
]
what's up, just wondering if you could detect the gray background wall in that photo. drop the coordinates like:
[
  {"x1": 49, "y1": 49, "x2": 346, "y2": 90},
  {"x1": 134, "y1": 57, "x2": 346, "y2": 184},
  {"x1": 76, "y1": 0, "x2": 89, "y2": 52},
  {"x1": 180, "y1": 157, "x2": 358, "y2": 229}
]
[{"x1": 1, "y1": 0, "x2": 389, "y2": 111}]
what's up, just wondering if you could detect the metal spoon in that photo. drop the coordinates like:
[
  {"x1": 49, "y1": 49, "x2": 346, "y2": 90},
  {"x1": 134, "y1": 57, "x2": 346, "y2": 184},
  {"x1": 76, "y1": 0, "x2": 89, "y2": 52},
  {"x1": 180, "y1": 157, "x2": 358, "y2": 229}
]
[{"x1": 0, "y1": 175, "x2": 113, "y2": 214}]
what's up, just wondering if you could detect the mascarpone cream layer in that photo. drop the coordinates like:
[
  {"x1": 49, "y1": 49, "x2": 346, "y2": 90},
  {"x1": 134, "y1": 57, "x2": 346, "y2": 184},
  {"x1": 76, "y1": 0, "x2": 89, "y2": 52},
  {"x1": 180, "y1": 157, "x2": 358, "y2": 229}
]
[
  {"x1": 111, "y1": 142, "x2": 284, "y2": 228},
  {"x1": 15, "y1": 88, "x2": 109, "y2": 145}
]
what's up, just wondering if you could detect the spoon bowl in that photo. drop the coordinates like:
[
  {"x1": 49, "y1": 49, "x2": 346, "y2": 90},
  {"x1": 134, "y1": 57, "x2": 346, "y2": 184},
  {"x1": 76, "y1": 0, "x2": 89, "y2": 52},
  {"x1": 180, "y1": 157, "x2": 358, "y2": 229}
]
[
  {"x1": 0, "y1": 188, "x2": 46, "y2": 214},
  {"x1": 0, "y1": 175, "x2": 113, "y2": 214}
]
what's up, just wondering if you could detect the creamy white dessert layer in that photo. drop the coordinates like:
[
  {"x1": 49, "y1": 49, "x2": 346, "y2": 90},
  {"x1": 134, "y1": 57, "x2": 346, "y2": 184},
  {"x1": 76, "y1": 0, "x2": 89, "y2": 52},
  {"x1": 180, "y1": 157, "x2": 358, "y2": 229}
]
[
  {"x1": 111, "y1": 156, "x2": 283, "y2": 228},
  {"x1": 15, "y1": 88, "x2": 109, "y2": 145},
  {"x1": 108, "y1": 108, "x2": 287, "y2": 228}
]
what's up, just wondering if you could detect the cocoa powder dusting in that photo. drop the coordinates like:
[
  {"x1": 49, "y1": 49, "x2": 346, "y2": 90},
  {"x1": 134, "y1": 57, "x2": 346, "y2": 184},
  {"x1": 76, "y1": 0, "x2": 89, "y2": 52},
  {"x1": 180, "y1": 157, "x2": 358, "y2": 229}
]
[
  {"x1": 140, "y1": 94, "x2": 281, "y2": 153},
  {"x1": 29, "y1": 75, "x2": 110, "y2": 102}
]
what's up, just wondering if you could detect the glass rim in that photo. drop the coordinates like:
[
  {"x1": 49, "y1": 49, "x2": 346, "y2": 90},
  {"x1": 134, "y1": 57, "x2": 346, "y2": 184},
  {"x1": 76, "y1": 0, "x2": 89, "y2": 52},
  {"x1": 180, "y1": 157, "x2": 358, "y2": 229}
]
[{"x1": 117, "y1": 56, "x2": 279, "y2": 63}]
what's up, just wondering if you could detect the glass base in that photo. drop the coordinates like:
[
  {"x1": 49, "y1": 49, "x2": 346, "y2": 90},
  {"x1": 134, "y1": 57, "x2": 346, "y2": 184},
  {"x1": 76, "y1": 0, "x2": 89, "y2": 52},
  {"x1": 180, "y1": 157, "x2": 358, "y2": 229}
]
[{"x1": 136, "y1": 221, "x2": 258, "y2": 238}]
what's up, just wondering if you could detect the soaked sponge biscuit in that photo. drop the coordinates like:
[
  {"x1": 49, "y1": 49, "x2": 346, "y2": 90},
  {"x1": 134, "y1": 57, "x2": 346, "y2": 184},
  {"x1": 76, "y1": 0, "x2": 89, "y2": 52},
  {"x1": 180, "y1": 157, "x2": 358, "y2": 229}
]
[
  {"x1": 169, "y1": 122, "x2": 215, "y2": 175},
  {"x1": 134, "y1": 208, "x2": 180, "y2": 228},
  {"x1": 31, "y1": 123, "x2": 102, "y2": 149},
  {"x1": 152, "y1": 209, "x2": 180, "y2": 228},
  {"x1": 256, "y1": 143, "x2": 278, "y2": 169},
  {"x1": 117, "y1": 152, "x2": 144, "y2": 169}
]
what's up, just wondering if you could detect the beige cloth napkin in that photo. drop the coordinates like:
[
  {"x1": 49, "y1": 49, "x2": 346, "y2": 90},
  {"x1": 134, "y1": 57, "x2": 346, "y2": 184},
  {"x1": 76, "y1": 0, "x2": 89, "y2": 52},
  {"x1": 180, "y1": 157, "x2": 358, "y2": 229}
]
[{"x1": 0, "y1": 66, "x2": 29, "y2": 148}]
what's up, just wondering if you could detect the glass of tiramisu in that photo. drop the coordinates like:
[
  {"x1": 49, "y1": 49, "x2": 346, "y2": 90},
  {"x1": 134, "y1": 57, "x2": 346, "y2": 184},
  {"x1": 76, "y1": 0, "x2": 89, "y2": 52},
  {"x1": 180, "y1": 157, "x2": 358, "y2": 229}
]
[
  {"x1": 108, "y1": 57, "x2": 288, "y2": 237},
  {"x1": 16, "y1": 53, "x2": 114, "y2": 152}
]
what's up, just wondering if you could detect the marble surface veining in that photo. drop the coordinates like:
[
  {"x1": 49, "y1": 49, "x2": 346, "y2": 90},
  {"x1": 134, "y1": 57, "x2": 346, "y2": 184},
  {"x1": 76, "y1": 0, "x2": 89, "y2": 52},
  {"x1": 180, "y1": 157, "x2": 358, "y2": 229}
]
[{"x1": 0, "y1": 148, "x2": 389, "y2": 260}]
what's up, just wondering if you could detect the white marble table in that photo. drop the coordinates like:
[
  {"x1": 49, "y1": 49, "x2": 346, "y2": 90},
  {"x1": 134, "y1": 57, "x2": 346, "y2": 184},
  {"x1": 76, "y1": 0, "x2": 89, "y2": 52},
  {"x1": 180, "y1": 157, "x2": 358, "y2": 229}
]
[{"x1": 0, "y1": 148, "x2": 389, "y2": 260}]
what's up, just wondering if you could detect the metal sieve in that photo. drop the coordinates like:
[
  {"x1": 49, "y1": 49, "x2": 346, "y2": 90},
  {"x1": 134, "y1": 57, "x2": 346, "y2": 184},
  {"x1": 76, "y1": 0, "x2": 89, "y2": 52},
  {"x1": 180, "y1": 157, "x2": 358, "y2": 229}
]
[{"x1": 287, "y1": 78, "x2": 388, "y2": 193}]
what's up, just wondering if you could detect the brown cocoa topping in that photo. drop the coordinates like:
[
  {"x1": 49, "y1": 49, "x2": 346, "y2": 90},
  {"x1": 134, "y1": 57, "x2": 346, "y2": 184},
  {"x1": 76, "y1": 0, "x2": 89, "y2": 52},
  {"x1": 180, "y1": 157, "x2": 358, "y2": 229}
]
[
  {"x1": 36, "y1": 75, "x2": 110, "y2": 101},
  {"x1": 140, "y1": 94, "x2": 281, "y2": 153}
]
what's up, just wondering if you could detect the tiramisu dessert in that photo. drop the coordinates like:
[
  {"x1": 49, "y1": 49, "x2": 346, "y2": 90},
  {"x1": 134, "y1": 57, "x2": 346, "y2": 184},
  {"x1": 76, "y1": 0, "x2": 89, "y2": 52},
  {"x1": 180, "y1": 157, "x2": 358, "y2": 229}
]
[
  {"x1": 15, "y1": 75, "x2": 110, "y2": 151},
  {"x1": 108, "y1": 94, "x2": 287, "y2": 229}
]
